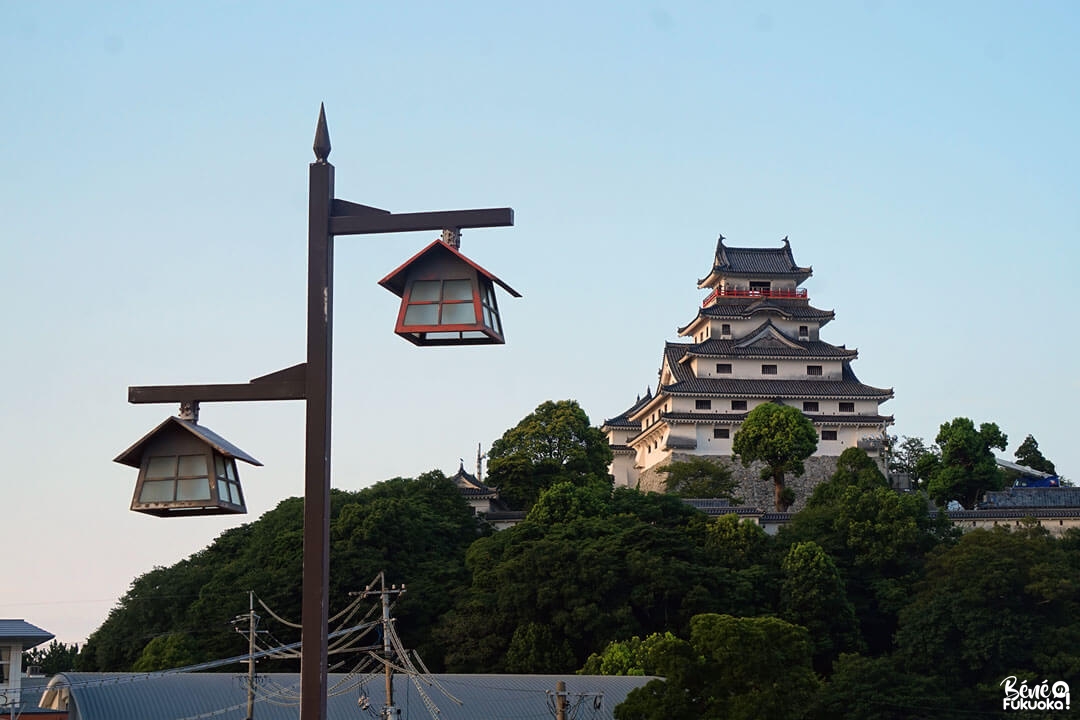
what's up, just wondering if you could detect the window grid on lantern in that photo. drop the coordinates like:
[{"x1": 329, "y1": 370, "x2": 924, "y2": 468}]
[
  {"x1": 480, "y1": 282, "x2": 502, "y2": 334},
  {"x1": 215, "y1": 455, "x2": 243, "y2": 505},
  {"x1": 140, "y1": 454, "x2": 213, "y2": 503},
  {"x1": 403, "y1": 279, "x2": 477, "y2": 326}
]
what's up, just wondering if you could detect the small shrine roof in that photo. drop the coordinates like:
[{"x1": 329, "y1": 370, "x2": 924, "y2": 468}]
[{"x1": 450, "y1": 461, "x2": 498, "y2": 498}]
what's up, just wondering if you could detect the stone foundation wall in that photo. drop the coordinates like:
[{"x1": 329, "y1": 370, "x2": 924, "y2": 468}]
[{"x1": 637, "y1": 453, "x2": 856, "y2": 512}]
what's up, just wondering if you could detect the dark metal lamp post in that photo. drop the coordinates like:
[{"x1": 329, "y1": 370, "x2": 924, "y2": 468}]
[{"x1": 115, "y1": 105, "x2": 515, "y2": 720}]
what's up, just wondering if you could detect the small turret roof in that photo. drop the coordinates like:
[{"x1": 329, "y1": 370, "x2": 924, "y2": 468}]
[
  {"x1": 697, "y1": 236, "x2": 812, "y2": 287},
  {"x1": 602, "y1": 388, "x2": 653, "y2": 430}
]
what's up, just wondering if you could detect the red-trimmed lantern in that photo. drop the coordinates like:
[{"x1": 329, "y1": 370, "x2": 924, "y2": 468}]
[{"x1": 378, "y1": 235, "x2": 521, "y2": 346}]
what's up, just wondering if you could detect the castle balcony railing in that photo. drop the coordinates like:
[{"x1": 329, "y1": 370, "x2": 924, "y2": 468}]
[{"x1": 703, "y1": 287, "x2": 807, "y2": 306}]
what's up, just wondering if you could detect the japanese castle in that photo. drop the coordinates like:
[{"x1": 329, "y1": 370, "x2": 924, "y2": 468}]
[{"x1": 602, "y1": 236, "x2": 893, "y2": 505}]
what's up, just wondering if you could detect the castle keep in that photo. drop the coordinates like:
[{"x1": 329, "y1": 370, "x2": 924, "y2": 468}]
[{"x1": 602, "y1": 236, "x2": 893, "y2": 506}]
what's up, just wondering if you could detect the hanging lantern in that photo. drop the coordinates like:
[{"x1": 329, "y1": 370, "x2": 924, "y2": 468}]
[
  {"x1": 114, "y1": 415, "x2": 260, "y2": 517},
  {"x1": 378, "y1": 231, "x2": 521, "y2": 346}
]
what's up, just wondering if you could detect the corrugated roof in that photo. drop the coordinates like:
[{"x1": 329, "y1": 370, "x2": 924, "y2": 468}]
[
  {"x1": 0, "y1": 620, "x2": 53, "y2": 648},
  {"x1": 49, "y1": 672, "x2": 655, "y2": 720}
]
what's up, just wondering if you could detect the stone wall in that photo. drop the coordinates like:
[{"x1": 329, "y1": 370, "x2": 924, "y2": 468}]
[{"x1": 637, "y1": 453, "x2": 848, "y2": 511}]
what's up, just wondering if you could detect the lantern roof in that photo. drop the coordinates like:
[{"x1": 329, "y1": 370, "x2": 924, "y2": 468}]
[
  {"x1": 378, "y1": 239, "x2": 521, "y2": 298},
  {"x1": 114, "y1": 416, "x2": 262, "y2": 468}
]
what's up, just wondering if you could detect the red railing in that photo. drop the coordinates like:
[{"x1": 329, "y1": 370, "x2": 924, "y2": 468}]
[{"x1": 702, "y1": 287, "x2": 807, "y2": 306}]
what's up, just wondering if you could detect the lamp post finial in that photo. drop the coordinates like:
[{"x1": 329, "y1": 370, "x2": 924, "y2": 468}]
[{"x1": 313, "y1": 103, "x2": 331, "y2": 162}]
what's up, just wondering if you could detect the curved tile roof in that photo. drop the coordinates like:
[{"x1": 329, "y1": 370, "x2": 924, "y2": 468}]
[
  {"x1": 660, "y1": 345, "x2": 892, "y2": 400},
  {"x1": 679, "y1": 299, "x2": 834, "y2": 334},
  {"x1": 680, "y1": 335, "x2": 857, "y2": 360},
  {"x1": 698, "y1": 237, "x2": 812, "y2": 284},
  {"x1": 602, "y1": 388, "x2": 654, "y2": 429}
]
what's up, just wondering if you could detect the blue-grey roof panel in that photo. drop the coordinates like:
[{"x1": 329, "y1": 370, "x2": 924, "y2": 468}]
[
  {"x1": 52, "y1": 672, "x2": 658, "y2": 720},
  {"x1": 0, "y1": 619, "x2": 54, "y2": 648}
]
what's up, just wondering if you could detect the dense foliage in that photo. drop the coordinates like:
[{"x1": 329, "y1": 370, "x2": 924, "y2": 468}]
[
  {"x1": 922, "y1": 417, "x2": 1007, "y2": 508},
  {"x1": 486, "y1": 399, "x2": 613, "y2": 510},
  {"x1": 77, "y1": 403, "x2": 1075, "y2": 720}
]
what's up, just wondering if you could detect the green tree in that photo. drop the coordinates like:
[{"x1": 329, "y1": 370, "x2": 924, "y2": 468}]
[
  {"x1": 732, "y1": 402, "x2": 818, "y2": 511},
  {"x1": 131, "y1": 632, "x2": 199, "y2": 672},
  {"x1": 613, "y1": 614, "x2": 820, "y2": 720},
  {"x1": 887, "y1": 435, "x2": 937, "y2": 489},
  {"x1": 1014, "y1": 434, "x2": 1056, "y2": 475},
  {"x1": 435, "y1": 491, "x2": 739, "y2": 673},
  {"x1": 23, "y1": 641, "x2": 79, "y2": 675},
  {"x1": 895, "y1": 523, "x2": 1080, "y2": 711},
  {"x1": 580, "y1": 631, "x2": 685, "y2": 676},
  {"x1": 781, "y1": 448, "x2": 955, "y2": 656},
  {"x1": 486, "y1": 399, "x2": 614, "y2": 510},
  {"x1": 924, "y1": 418, "x2": 1007, "y2": 508},
  {"x1": 657, "y1": 457, "x2": 740, "y2": 501},
  {"x1": 780, "y1": 541, "x2": 862, "y2": 672},
  {"x1": 526, "y1": 481, "x2": 610, "y2": 524}
]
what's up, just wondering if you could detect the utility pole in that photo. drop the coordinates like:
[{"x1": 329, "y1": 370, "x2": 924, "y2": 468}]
[
  {"x1": 555, "y1": 680, "x2": 567, "y2": 720},
  {"x1": 232, "y1": 591, "x2": 261, "y2": 720},
  {"x1": 356, "y1": 573, "x2": 406, "y2": 720}
]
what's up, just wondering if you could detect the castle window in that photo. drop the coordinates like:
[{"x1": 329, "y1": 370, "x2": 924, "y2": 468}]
[
  {"x1": 721, "y1": 323, "x2": 731, "y2": 337},
  {"x1": 695, "y1": 399, "x2": 712, "y2": 410},
  {"x1": 713, "y1": 428, "x2": 729, "y2": 439},
  {"x1": 731, "y1": 400, "x2": 747, "y2": 411},
  {"x1": 716, "y1": 363, "x2": 732, "y2": 374},
  {"x1": 750, "y1": 281, "x2": 770, "y2": 293},
  {"x1": 799, "y1": 325, "x2": 809, "y2": 339},
  {"x1": 762, "y1": 364, "x2": 778, "y2": 375},
  {"x1": 806, "y1": 365, "x2": 822, "y2": 376},
  {"x1": 821, "y1": 430, "x2": 838, "y2": 441},
  {"x1": 839, "y1": 402, "x2": 855, "y2": 413},
  {"x1": 803, "y1": 401, "x2": 819, "y2": 412}
]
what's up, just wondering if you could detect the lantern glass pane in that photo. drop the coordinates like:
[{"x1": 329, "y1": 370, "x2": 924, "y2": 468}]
[
  {"x1": 215, "y1": 455, "x2": 226, "y2": 477},
  {"x1": 178, "y1": 454, "x2": 206, "y2": 477},
  {"x1": 409, "y1": 280, "x2": 441, "y2": 302},
  {"x1": 229, "y1": 481, "x2": 244, "y2": 506},
  {"x1": 443, "y1": 279, "x2": 473, "y2": 301},
  {"x1": 441, "y1": 302, "x2": 475, "y2": 325},
  {"x1": 177, "y1": 478, "x2": 212, "y2": 501},
  {"x1": 492, "y1": 311, "x2": 502, "y2": 334},
  {"x1": 140, "y1": 479, "x2": 175, "y2": 503},
  {"x1": 218, "y1": 479, "x2": 232, "y2": 504},
  {"x1": 404, "y1": 304, "x2": 438, "y2": 325},
  {"x1": 146, "y1": 456, "x2": 176, "y2": 479},
  {"x1": 225, "y1": 458, "x2": 237, "y2": 481},
  {"x1": 482, "y1": 307, "x2": 492, "y2": 328}
]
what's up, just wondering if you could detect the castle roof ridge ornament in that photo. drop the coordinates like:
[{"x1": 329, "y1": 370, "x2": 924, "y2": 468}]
[{"x1": 313, "y1": 102, "x2": 331, "y2": 163}]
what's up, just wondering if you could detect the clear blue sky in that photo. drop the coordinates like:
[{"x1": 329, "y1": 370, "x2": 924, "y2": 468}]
[{"x1": 3, "y1": 1, "x2": 1078, "y2": 645}]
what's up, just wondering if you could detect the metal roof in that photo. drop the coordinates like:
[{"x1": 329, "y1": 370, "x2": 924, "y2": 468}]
[
  {"x1": 113, "y1": 417, "x2": 262, "y2": 468},
  {"x1": 48, "y1": 672, "x2": 656, "y2": 720},
  {"x1": 0, "y1": 620, "x2": 54, "y2": 648}
]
